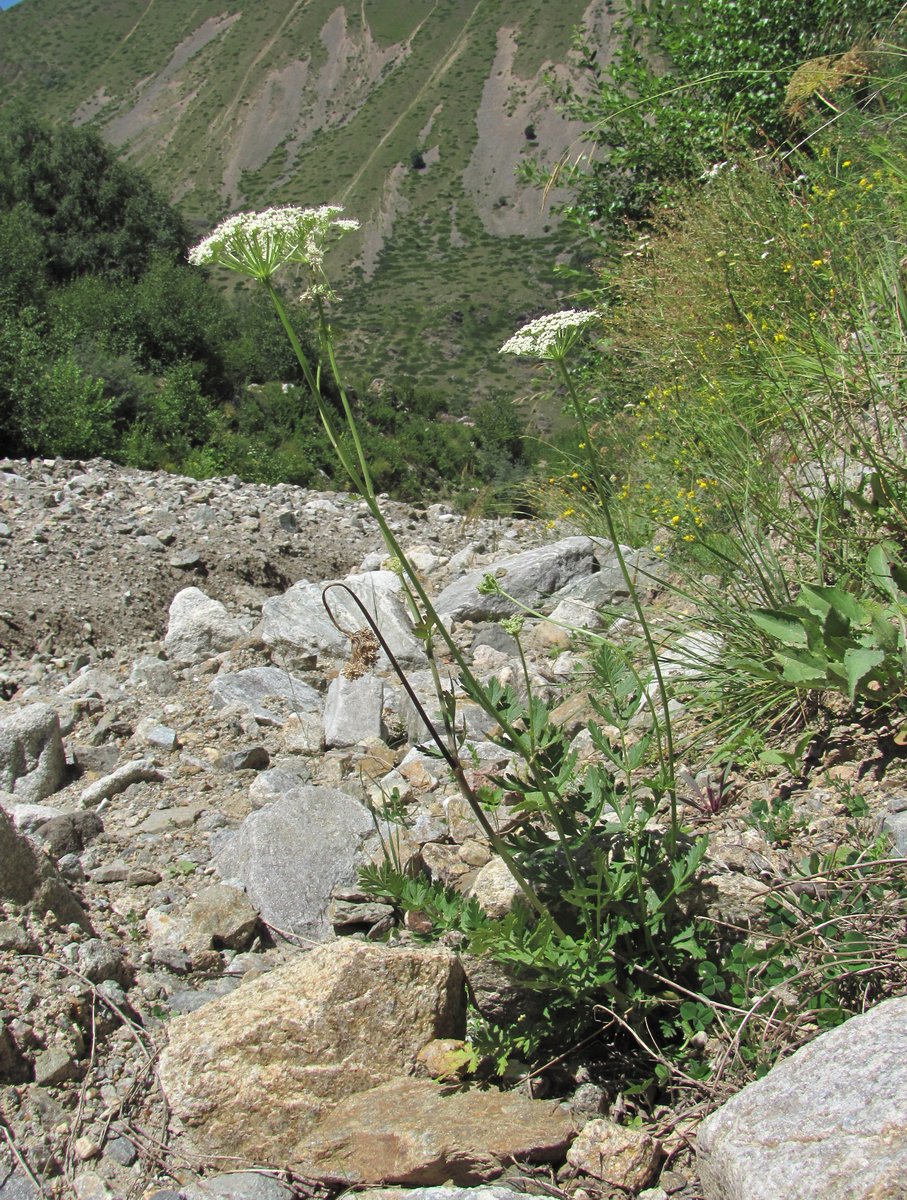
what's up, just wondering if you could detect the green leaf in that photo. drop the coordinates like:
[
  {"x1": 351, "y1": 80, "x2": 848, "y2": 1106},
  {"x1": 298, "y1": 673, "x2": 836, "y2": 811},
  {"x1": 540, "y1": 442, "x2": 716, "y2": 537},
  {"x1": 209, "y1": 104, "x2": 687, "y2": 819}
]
[
  {"x1": 801, "y1": 585, "x2": 865, "y2": 625},
  {"x1": 775, "y1": 653, "x2": 829, "y2": 687},
  {"x1": 867, "y1": 543, "x2": 899, "y2": 603},
  {"x1": 842, "y1": 646, "x2": 885, "y2": 701},
  {"x1": 751, "y1": 608, "x2": 810, "y2": 648}
]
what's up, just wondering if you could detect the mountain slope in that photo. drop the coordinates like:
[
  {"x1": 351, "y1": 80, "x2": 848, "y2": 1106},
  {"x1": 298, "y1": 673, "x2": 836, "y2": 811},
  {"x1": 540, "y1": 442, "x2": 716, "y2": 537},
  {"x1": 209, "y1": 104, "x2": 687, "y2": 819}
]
[{"x1": 0, "y1": 0, "x2": 614, "y2": 394}]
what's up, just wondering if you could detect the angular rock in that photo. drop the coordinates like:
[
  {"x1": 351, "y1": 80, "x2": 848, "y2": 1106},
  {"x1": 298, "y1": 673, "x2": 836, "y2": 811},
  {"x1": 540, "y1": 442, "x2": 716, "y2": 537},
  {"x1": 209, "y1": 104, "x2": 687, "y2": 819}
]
[
  {"x1": 164, "y1": 587, "x2": 246, "y2": 664},
  {"x1": 77, "y1": 939, "x2": 130, "y2": 985},
  {"x1": 351, "y1": 1190, "x2": 527, "y2": 1200},
  {"x1": 134, "y1": 718, "x2": 179, "y2": 751},
  {"x1": 158, "y1": 941, "x2": 465, "y2": 1162},
  {"x1": 33, "y1": 1045, "x2": 80, "y2": 1086},
  {"x1": 129, "y1": 655, "x2": 179, "y2": 696},
  {"x1": 180, "y1": 884, "x2": 259, "y2": 954},
  {"x1": 433, "y1": 538, "x2": 597, "y2": 622},
  {"x1": 0, "y1": 807, "x2": 90, "y2": 928},
  {"x1": 0, "y1": 1019, "x2": 28, "y2": 1084},
  {"x1": 300, "y1": 1077, "x2": 575, "y2": 1185},
  {"x1": 183, "y1": 1173, "x2": 295, "y2": 1200},
  {"x1": 324, "y1": 675, "x2": 384, "y2": 747},
  {"x1": 215, "y1": 786, "x2": 377, "y2": 941},
  {"x1": 696, "y1": 996, "x2": 907, "y2": 1200},
  {"x1": 467, "y1": 857, "x2": 523, "y2": 919},
  {"x1": 0, "y1": 703, "x2": 66, "y2": 802},
  {"x1": 259, "y1": 572, "x2": 423, "y2": 668},
  {"x1": 209, "y1": 666, "x2": 321, "y2": 727},
  {"x1": 566, "y1": 1118, "x2": 661, "y2": 1190},
  {"x1": 33, "y1": 811, "x2": 103, "y2": 859}
]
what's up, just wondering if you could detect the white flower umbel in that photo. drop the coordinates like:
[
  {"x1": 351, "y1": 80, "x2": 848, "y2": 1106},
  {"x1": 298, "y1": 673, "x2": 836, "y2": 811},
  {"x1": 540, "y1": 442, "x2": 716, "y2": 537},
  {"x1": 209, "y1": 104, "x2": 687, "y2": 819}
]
[
  {"x1": 188, "y1": 205, "x2": 359, "y2": 283},
  {"x1": 499, "y1": 309, "x2": 597, "y2": 361}
]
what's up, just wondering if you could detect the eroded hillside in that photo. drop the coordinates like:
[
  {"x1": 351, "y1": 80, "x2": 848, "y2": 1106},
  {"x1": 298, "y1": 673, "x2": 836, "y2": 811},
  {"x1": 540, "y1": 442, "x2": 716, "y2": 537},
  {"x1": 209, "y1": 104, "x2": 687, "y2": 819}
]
[{"x1": 0, "y1": 0, "x2": 615, "y2": 393}]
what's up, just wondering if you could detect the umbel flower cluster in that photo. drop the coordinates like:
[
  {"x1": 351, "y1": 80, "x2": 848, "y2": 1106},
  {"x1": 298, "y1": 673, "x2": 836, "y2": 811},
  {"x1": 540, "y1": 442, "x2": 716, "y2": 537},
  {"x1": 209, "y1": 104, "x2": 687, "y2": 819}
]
[
  {"x1": 188, "y1": 205, "x2": 359, "y2": 284},
  {"x1": 499, "y1": 309, "x2": 597, "y2": 360}
]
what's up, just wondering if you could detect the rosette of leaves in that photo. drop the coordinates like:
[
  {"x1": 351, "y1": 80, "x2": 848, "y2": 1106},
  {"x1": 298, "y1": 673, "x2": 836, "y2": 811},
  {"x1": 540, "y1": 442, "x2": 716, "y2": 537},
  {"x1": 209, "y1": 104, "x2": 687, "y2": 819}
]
[{"x1": 747, "y1": 543, "x2": 907, "y2": 707}]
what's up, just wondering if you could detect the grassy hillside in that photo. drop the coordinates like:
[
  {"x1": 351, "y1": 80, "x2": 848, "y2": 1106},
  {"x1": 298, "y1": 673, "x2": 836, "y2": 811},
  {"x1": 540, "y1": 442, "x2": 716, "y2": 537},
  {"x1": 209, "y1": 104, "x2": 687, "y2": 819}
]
[{"x1": 0, "y1": 0, "x2": 613, "y2": 394}]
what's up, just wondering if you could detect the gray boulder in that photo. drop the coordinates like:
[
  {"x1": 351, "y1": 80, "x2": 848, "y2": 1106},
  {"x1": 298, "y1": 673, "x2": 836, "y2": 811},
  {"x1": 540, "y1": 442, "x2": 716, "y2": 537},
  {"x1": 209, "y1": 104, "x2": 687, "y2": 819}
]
[
  {"x1": 433, "y1": 537, "x2": 597, "y2": 622},
  {"x1": 215, "y1": 786, "x2": 376, "y2": 941},
  {"x1": 696, "y1": 995, "x2": 907, "y2": 1200},
  {"x1": 0, "y1": 806, "x2": 90, "y2": 929},
  {"x1": 0, "y1": 703, "x2": 66, "y2": 802},
  {"x1": 324, "y1": 675, "x2": 384, "y2": 747},
  {"x1": 259, "y1": 572, "x2": 423, "y2": 668},
  {"x1": 164, "y1": 587, "x2": 246, "y2": 663},
  {"x1": 209, "y1": 665, "x2": 321, "y2": 726}
]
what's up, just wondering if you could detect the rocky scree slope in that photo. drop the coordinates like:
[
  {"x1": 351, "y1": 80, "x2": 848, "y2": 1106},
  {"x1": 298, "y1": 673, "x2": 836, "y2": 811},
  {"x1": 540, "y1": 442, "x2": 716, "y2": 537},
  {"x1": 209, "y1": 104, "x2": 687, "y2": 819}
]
[{"x1": 1, "y1": 458, "x2": 906, "y2": 1200}]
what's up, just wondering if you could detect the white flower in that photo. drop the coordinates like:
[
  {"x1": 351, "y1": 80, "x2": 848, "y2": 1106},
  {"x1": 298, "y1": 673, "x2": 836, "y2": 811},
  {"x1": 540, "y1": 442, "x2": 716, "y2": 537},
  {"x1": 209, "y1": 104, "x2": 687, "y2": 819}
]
[
  {"x1": 188, "y1": 205, "x2": 359, "y2": 282},
  {"x1": 499, "y1": 310, "x2": 597, "y2": 360}
]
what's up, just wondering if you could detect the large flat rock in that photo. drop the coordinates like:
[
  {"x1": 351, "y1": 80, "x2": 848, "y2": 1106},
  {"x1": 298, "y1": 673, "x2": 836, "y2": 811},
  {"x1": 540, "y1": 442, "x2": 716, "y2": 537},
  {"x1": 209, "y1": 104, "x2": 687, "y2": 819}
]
[
  {"x1": 259, "y1": 571, "x2": 423, "y2": 668},
  {"x1": 300, "y1": 1076, "x2": 576, "y2": 1185},
  {"x1": 433, "y1": 537, "x2": 597, "y2": 622},
  {"x1": 158, "y1": 941, "x2": 466, "y2": 1164},
  {"x1": 214, "y1": 786, "x2": 375, "y2": 941}
]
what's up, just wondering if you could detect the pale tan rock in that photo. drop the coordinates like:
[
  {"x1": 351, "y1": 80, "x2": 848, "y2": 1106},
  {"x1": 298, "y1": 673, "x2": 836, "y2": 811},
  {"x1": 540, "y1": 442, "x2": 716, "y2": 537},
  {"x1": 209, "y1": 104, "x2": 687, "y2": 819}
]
[
  {"x1": 422, "y1": 842, "x2": 472, "y2": 887},
  {"x1": 458, "y1": 839, "x2": 492, "y2": 868},
  {"x1": 299, "y1": 1076, "x2": 576, "y2": 1185},
  {"x1": 179, "y1": 883, "x2": 259, "y2": 954},
  {"x1": 468, "y1": 856, "x2": 523, "y2": 918},
  {"x1": 158, "y1": 940, "x2": 465, "y2": 1163},
  {"x1": 567, "y1": 1118, "x2": 662, "y2": 1190}
]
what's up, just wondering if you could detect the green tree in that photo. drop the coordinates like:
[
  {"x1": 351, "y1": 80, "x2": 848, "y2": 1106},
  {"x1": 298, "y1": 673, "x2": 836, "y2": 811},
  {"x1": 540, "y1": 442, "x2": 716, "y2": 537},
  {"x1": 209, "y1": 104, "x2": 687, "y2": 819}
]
[
  {"x1": 534, "y1": 0, "x2": 902, "y2": 238},
  {"x1": 0, "y1": 110, "x2": 187, "y2": 282}
]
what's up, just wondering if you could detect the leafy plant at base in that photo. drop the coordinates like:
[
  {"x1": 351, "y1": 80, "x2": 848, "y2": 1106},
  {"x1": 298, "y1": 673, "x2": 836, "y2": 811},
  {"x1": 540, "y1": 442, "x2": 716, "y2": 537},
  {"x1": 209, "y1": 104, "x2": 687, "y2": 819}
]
[{"x1": 747, "y1": 543, "x2": 907, "y2": 709}]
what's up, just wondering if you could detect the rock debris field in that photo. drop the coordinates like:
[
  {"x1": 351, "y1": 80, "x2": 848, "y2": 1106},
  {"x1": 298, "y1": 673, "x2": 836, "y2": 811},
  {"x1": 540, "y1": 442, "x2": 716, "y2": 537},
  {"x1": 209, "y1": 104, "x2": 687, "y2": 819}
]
[{"x1": 1, "y1": 457, "x2": 906, "y2": 1200}]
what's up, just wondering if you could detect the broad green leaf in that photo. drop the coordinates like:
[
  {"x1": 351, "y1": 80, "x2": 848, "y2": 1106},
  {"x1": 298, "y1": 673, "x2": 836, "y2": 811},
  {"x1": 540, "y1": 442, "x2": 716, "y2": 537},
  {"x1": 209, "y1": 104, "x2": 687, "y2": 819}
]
[
  {"x1": 751, "y1": 609, "x2": 810, "y2": 648},
  {"x1": 775, "y1": 653, "x2": 828, "y2": 687},
  {"x1": 867, "y1": 543, "x2": 899, "y2": 602},
  {"x1": 801, "y1": 584, "x2": 865, "y2": 624},
  {"x1": 842, "y1": 646, "x2": 885, "y2": 701}
]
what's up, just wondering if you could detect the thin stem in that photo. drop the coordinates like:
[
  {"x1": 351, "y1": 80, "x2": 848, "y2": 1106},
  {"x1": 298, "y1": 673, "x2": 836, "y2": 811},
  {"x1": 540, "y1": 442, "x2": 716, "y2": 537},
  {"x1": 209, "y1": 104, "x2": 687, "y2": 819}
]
[{"x1": 555, "y1": 354, "x2": 678, "y2": 845}]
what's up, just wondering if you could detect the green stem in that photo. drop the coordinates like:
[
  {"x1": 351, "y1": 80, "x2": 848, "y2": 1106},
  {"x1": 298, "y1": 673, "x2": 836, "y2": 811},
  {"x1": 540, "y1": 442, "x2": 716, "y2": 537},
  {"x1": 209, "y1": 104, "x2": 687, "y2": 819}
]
[
  {"x1": 555, "y1": 355, "x2": 679, "y2": 849},
  {"x1": 264, "y1": 281, "x2": 563, "y2": 920}
]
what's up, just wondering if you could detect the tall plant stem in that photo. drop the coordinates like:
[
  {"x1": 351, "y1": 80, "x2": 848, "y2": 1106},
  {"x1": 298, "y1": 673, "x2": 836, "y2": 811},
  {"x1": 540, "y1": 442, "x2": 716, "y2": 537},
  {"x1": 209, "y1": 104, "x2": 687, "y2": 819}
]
[
  {"x1": 265, "y1": 281, "x2": 568, "y2": 916},
  {"x1": 555, "y1": 355, "x2": 678, "y2": 846}
]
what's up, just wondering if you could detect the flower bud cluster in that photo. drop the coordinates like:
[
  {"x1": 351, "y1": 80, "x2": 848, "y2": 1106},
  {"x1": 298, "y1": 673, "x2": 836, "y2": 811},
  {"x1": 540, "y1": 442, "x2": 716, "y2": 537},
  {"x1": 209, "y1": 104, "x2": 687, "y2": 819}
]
[
  {"x1": 188, "y1": 205, "x2": 359, "y2": 282},
  {"x1": 499, "y1": 309, "x2": 597, "y2": 360}
]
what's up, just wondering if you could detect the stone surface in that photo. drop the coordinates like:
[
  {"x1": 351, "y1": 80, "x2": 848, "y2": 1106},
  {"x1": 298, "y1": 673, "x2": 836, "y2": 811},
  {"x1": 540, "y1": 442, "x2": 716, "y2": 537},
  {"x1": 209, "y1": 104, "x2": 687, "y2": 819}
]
[
  {"x1": 299, "y1": 1077, "x2": 575, "y2": 1185},
  {"x1": 324, "y1": 674, "x2": 384, "y2": 747},
  {"x1": 696, "y1": 996, "x2": 907, "y2": 1200},
  {"x1": 0, "y1": 1165, "x2": 40, "y2": 1200},
  {"x1": 215, "y1": 786, "x2": 376, "y2": 940},
  {"x1": 467, "y1": 857, "x2": 523, "y2": 919},
  {"x1": 260, "y1": 571, "x2": 423, "y2": 668},
  {"x1": 0, "y1": 806, "x2": 90, "y2": 928},
  {"x1": 209, "y1": 666, "x2": 321, "y2": 726},
  {"x1": 158, "y1": 941, "x2": 465, "y2": 1162},
  {"x1": 164, "y1": 587, "x2": 246, "y2": 664},
  {"x1": 567, "y1": 1118, "x2": 662, "y2": 1190},
  {"x1": 433, "y1": 537, "x2": 597, "y2": 622},
  {"x1": 179, "y1": 883, "x2": 260, "y2": 954},
  {"x1": 0, "y1": 703, "x2": 66, "y2": 802},
  {"x1": 355, "y1": 1189, "x2": 528, "y2": 1200},
  {"x1": 183, "y1": 1172, "x2": 295, "y2": 1199}
]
